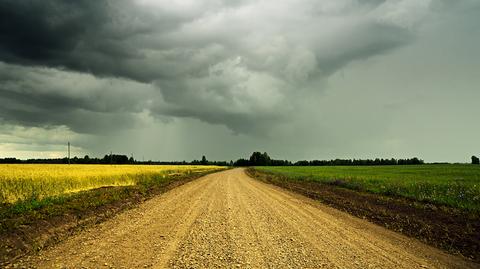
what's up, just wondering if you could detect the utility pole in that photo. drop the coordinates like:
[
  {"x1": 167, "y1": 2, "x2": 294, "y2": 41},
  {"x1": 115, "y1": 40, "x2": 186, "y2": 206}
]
[{"x1": 68, "y1": 142, "x2": 70, "y2": 165}]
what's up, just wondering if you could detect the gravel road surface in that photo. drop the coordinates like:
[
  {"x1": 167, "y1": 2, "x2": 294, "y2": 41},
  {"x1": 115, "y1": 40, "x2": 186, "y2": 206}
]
[{"x1": 12, "y1": 168, "x2": 476, "y2": 268}]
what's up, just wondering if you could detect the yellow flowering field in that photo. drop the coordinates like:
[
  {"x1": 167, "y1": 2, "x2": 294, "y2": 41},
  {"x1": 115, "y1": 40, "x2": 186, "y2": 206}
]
[{"x1": 0, "y1": 164, "x2": 223, "y2": 204}]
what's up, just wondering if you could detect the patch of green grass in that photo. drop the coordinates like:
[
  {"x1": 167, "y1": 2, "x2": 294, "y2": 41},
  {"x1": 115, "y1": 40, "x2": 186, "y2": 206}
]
[{"x1": 255, "y1": 165, "x2": 480, "y2": 211}]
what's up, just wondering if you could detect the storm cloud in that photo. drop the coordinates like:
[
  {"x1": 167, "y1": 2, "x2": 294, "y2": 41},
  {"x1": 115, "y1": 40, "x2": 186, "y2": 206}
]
[{"x1": 0, "y1": 0, "x2": 479, "y2": 161}]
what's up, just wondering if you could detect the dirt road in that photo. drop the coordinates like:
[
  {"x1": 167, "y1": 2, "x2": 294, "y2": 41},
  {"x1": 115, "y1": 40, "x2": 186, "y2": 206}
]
[{"x1": 13, "y1": 169, "x2": 476, "y2": 268}]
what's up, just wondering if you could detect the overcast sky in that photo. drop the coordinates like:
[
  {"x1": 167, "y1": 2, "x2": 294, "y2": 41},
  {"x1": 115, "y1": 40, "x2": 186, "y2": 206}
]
[{"x1": 0, "y1": 0, "x2": 479, "y2": 162}]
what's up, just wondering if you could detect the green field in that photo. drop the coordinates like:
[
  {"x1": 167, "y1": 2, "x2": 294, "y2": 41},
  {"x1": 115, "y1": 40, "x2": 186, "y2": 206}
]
[{"x1": 255, "y1": 165, "x2": 480, "y2": 211}]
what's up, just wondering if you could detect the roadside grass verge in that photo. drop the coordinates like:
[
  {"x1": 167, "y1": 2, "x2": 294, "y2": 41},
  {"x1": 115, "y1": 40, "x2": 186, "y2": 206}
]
[
  {"x1": 0, "y1": 166, "x2": 226, "y2": 265},
  {"x1": 247, "y1": 166, "x2": 480, "y2": 262}
]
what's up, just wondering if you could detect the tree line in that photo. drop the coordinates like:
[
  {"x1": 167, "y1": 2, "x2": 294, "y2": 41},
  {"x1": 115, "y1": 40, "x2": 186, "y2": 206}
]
[
  {"x1": 7, "y1": 151, "x2": 476, "y2": 166},
  {"x1": 0, "y1": 154, "x2": 230, "y2": 166},
  {"x1": 233, "y1": 152, "x2": 425, "y2": 166},
  {"x1": 0, "y1": 155, "x2": 133, "y2": 164}
]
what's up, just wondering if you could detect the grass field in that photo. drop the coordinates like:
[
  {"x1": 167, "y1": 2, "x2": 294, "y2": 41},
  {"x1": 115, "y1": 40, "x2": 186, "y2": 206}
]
[
  {"x1": 0, "y1": 164, "x2": 223, "y2": 205},
  {"x1": 255, "y1": 165, "x2": 480, "y2": 211}
]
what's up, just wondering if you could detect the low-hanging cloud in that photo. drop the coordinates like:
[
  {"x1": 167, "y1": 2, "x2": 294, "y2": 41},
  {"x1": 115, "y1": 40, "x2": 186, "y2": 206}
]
[{"x1": 0, "y1": 62, "x2": 161, "y2": 134}]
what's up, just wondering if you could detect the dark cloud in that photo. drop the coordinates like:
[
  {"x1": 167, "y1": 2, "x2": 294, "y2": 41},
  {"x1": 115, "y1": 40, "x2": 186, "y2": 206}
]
[
  {"x1": 0, "y1": 0, "x2": 191, "y2": 81},
  {"x1": 3, "y1": 0, "x2": 478, "y2": 161},
  {"x1": 0, "y1": 1, "x2": 110, "y2": 66},
  {"x1": 0, "y1": 0, "x2": 431, "y2": 135},
  {"x1": 0, "y1": 0, "x2": 433, "y2": 138},
  {"x1": 0, "y1": 62, "x2": 159, "y2": 134}
]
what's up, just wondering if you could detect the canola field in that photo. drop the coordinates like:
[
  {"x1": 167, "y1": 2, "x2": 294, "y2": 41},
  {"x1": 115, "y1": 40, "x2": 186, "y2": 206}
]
[{"x1": 0, "y1": 164, "x2": 223, "y2": 204}]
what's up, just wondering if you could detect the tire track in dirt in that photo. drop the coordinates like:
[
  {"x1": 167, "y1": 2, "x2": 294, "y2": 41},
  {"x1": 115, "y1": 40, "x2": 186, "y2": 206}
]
[{"x1": 10, "y1": 168, "x2": 477, "y2": 268}]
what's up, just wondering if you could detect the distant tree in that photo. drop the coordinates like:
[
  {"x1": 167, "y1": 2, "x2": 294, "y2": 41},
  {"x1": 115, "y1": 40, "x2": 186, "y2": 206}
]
[
  {"x1": 411, "y1": 157, "x2": 423, "y2": 165},
  {"x1": 249, "y1": 152, "x2": 271, "y2": 166},
  {"x1": 0, "y1": 158, "x2": 20, "y2": 164},
  {"x1": 295, "y1": 160, "x2": 309, "y2": 166},
  {"x1": 201, "y1": 155, "x2": 208, "y2": 165},
  {"x1": 472, "y1": 156, "x2": 480, "y2": 165},
  {"x1": 102, "y1": 154, "x2": 129, "y2": 164},
  {"x1": 233, "y1": 158, "x2": 250, "y2": 166}
]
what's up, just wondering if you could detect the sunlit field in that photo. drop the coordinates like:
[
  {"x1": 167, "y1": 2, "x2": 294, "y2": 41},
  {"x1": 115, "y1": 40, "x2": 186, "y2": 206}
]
[
  {"x1": 256, "y1": 165, "x2": 480, "y2": 211},
  {"x1": 0, "y1": 164, "x2": 223, "y2": 204}
]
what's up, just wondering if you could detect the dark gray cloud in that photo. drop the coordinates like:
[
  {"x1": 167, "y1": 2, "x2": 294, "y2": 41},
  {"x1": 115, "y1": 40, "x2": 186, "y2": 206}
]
[
  {"x1": 0, "y1": 62, "x2": 160, "y2": 133},
  {"x1": 1, "y1": 0, "x2": 479, "y2": 161},
  {"x1": 0, "y1": 1, "x2": 120, "y2": 71},
  {"x1": 0, "y1": 0, "x2": 195, "y2": 81}
]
